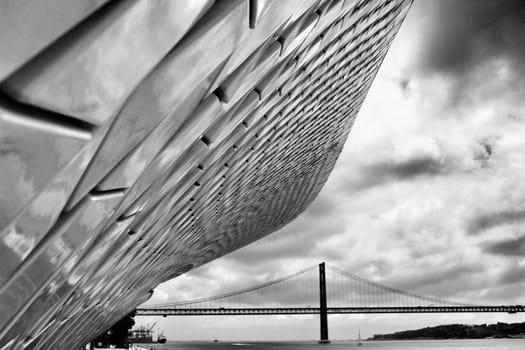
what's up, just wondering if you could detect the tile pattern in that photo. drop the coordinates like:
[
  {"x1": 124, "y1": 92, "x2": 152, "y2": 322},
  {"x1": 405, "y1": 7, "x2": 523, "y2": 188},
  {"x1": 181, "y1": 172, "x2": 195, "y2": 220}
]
[{"x1": 0, "y1": 0, "x2": 412, "y2": 348}]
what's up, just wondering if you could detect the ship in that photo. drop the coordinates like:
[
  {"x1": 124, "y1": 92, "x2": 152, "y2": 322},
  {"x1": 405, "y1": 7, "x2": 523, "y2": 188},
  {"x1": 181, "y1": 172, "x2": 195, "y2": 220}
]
[
  {"x1": 157, "y1": 331, "x2": 167, "y2": 344},
  {"x1": 127, "y1": 323, "x2": 166, "y2": 344}
]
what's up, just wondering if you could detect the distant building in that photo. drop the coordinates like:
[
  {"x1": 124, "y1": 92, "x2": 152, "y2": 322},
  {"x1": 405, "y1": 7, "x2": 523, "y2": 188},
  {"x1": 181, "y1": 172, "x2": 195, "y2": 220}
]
[{"x1": 0, "y1": 0, "x2": 412, "y2": 348}]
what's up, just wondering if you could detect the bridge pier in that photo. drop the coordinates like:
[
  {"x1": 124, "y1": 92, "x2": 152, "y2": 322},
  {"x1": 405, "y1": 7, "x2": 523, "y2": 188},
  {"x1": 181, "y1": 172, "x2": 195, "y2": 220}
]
[{"x1": 319, "y1": 262, "x2": 330, "y2": 344}]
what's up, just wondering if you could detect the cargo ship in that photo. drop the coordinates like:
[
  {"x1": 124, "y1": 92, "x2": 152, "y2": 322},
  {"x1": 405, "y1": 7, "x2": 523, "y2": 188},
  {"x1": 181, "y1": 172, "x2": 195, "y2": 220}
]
[
  {"x1": 157, "y1": 332, "x2": 167, "y2": 344},
  {"x1": 128, "y1": 324, "x2": 166, "y2": 344}
]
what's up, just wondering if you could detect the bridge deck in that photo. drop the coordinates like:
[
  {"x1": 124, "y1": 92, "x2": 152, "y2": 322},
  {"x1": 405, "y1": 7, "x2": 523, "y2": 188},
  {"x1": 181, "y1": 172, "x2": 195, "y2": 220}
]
[{"x1": 136, "y1": 306, "x2": 525, "y2": 316}]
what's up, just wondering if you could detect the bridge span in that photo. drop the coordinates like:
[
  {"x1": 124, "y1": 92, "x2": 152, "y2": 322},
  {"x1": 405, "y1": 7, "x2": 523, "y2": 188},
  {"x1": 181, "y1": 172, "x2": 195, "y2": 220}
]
[
  {"x1": 136, "y1": 263, "x2": 524, "y2": 343},
  {"x1": 137, "y1": 305, "x2": 525, "y2": 316}
]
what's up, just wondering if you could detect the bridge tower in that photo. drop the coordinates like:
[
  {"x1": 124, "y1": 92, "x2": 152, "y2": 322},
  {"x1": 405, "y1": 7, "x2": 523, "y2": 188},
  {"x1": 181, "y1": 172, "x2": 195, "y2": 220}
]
[{"x1": 319, "y1": 262, "x2": 330, "y2": 344}]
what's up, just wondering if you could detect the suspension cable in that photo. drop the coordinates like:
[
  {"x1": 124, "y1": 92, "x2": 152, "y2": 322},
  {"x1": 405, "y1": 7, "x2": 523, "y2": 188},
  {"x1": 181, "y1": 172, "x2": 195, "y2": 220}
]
[
  {"x1": 328, "y1": 265, "x2": 472, "y2": 306},
  {"x1": 143, "y1": 264, "x2": 318, "y2": 308}
]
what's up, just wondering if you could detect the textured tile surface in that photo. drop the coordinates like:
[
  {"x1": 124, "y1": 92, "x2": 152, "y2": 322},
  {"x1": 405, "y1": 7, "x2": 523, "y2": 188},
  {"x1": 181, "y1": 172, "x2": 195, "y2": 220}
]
[{"x1": 0, "y1": 0, "x2": 412, "y2": 348}]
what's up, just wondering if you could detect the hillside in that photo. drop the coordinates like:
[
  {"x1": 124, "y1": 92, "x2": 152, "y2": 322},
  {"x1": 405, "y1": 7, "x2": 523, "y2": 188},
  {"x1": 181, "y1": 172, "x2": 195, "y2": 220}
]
[{"x1": 372, "y1": 322, "x2": 525, "y2": 340}]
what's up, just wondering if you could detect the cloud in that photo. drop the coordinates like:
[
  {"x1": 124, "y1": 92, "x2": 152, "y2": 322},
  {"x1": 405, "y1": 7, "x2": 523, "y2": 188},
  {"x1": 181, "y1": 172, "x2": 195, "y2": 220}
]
[
  {"x1": 484, "y1": 236, "x2": 525, "y2": 256},
  {"x1": 351, "y1": 155, "x2": 446, "y2": 191},
  {"x1": 220, "y1": 204, "x2": 346, "y2": 268},
  {"x1": 479, "y1": 281, "x2": 525, "y2": 301},
  {"x1": 396, "y1": 0, "x2": 525, "y2": 112},
  {"x1": 388, "y1": 264, "x2": 483, "y2": 293},
  {"x1": 305, "y1": 193, "x2": 339, "y2": 219},
  {"x1": 413, "y1": 0, "x2": 525, "y2": 77},
  {"x1": 467, "y1": 208, "x2": 525, "y2": 235},
  {"x1": 498, "y1": 262, "x2": 525, "y2": 286},
  {"x1": 333, "y1": 135, "x2": 467, "y2": 193}
]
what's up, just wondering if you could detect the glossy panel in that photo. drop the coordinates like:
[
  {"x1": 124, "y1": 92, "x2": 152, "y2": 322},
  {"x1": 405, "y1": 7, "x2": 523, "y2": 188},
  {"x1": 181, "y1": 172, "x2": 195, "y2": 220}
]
[
  {"x1": 205, "y1": 91, "x2": 260, "y2": 145},
  {"x1": 114, "y1": 94, "x2": 225, "y2": 216},
  {"x1": 94, "y1": 81, "x2": 211, "y2": 192},
  {"x1": 0, "y1": 191, "x2": 123, "y2": 341},
  {"x1": 125, "y1": 142, "x2": 209, "y2": 226},
  {"x1": 0, "y1": 101, "x2": 95, "y2": 290},
  {"x1": 207, "y1": 0, "x2": 319, "y2": 95},
  {"x1": 281, "y1": 11, "x2": 320, "y2": 57},
  {"x1": 0, "y1": 0, "x2": 109, "y2": 81},
  {"x1": 0, "y1": 144, "x2": 96, "y2": 284},
  {"x1": 66, "y1": 0, "x2": 247, "y2": 207},
  {"x1": 2, "y1": 0, "x2": 214, "y2": 125},
  {"x1": 0, "y1": 0, "x2": 412, "y2": 347},
  {"x1": 0, "y1": 99, "x2": 91, "y2": 228}
]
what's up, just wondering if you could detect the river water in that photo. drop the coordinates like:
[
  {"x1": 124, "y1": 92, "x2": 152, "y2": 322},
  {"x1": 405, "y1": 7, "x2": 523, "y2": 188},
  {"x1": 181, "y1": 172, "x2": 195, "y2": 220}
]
[{"x1": 136, "y1": 339, "x2": 525, "y2": 350}]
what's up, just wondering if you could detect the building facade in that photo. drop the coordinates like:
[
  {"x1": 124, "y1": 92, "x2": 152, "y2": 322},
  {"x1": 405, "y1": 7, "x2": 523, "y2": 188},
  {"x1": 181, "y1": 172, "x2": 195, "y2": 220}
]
[{"x1": 0, "y1": 0, "x2": 411, "y2": 348}]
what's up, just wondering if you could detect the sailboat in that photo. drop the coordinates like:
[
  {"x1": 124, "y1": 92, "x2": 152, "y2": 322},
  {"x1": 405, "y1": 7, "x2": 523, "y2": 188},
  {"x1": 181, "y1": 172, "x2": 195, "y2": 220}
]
[{"x1": 357, "y1": 329, "x2": 362, "y2": 346}]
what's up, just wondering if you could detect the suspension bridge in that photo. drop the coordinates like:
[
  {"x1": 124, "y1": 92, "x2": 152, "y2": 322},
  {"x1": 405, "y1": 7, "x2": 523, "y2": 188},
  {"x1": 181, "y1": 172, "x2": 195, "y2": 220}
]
[{"x1": 136, "y1": 263, "x2": 524, "y2": 343}]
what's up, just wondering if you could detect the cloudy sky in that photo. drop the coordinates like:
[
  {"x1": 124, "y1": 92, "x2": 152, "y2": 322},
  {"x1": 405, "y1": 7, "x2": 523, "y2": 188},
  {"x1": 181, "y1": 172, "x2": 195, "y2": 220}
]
[{"x1": 138, "y1": 0, "x2": 525, "y2": 340}]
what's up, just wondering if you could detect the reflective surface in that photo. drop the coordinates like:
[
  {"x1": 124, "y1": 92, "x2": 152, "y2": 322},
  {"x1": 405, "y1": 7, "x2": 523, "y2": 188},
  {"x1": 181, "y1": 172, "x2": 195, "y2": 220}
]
[
  {"x1": 0, "y1": 0, "x2": 412, "y2": 349},
  {"x1": 136, "y1": 340, "x2": 525, "y2": 350}
]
